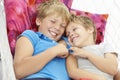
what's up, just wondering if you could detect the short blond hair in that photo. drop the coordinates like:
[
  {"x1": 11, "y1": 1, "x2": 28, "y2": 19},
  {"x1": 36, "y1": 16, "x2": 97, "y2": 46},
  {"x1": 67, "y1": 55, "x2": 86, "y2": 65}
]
[
  {"x1": 70, "y1": 14, "x2": 97, "y2": 42},
  {"x1": 36, "y1": 0, "x2": 70, "y2": 24}
]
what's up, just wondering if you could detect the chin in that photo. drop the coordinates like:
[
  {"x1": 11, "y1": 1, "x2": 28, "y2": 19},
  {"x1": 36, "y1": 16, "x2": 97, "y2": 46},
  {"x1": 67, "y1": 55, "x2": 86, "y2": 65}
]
[
  {"x1": 51, "y1": 36, "x2": 60, "y2": 41},
  {"x1": 75, "y1": 45, "x2": 80, "y2": 47},
  {"x1": 54, "y1": 39, "x2": 58, "y2": 41},
  {"x1": 73, "y1": 42, "x2": 80, "y2": 47},
  {"x1": 51, "y1": 37, "x2": 58, "y2": 41},
  {"x1": 72, "y1": 43, "x2": 78, "y2": 47}
]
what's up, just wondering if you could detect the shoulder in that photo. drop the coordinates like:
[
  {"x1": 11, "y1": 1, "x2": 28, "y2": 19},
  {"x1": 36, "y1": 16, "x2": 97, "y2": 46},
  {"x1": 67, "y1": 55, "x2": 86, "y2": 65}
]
[
  {"x1": 100, "y1": 42, "x2": 118, "y2": 56},
  {"x1": 19, "y1": 30, "x2": 39, "y2": 47},
  {"x1": 21, "y1": 30, "x2": 36, "y2": 36},
  {"x1": 20, "y1": 30, "x2": 39, "y2": 39}
]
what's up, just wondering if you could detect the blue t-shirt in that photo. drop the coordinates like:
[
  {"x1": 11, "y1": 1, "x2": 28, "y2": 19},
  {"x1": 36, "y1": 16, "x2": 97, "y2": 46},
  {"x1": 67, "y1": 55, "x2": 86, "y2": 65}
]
[
  {"x1": 62, "y1": 37, "x2": 73, "y2": 54},
  {"x1": 20, "y1": 30, "x2": 70, "y2": 80}
]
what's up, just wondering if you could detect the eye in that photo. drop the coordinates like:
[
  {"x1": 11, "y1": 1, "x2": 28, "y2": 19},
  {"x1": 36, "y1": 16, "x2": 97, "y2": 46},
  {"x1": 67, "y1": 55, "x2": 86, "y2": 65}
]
[
  {"x1": 73, "y1": 27, "x2": 77, "y2": 31},
  {"x1": 50, "y1": 20, "x2": 56, "y2": 23},
  {"x1": 60, "y1": 24, "x2": 66, "y2": 28}
]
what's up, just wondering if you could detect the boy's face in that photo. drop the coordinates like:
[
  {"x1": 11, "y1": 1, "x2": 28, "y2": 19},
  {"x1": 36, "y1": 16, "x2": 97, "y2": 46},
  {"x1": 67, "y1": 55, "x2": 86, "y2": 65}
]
[
  {"x1": 36, "y1": 14, "x2": 67, "y2": 41},
  {"x1": 66, "y1": 22, "x2": 93, "y2": 47}
]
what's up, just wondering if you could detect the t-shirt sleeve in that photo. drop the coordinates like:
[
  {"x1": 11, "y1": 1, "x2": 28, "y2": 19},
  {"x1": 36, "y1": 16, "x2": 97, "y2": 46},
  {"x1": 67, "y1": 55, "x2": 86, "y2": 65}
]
[
  {"x1": 61, "y1": 36, "x2": 71, "y2": 49},
  {"x1": 100, "y1": 42, "x2": 118, "y2": 56},
  {"x1": 19, "y1": 30, "x2": 39, "y2": 48},
  {"x1": 61, "y1": 36, "x2": 74, "y2": 54}
]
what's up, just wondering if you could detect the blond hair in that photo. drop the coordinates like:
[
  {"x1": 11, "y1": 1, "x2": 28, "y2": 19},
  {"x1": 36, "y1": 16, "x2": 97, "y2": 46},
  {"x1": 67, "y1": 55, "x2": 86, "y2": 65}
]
[
  {"x1": 70, "y1": 14, "x2": 97, "y2": 42},
  {"x1": 36, "y1": 0, "x2": 70, "y2": 24}
]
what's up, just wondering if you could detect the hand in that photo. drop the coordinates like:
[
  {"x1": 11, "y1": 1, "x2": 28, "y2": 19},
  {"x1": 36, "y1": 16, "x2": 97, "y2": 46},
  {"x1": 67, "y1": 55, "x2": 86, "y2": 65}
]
[
  {"x1": 58, "y1": 40, "x2": 67, "y2": 46},
  {"x1": 70, "y1": 47, "x2": 89, "y2": 58},
  {"x1": 52, "y1": 44, "x2": 69, "y2": 58}
]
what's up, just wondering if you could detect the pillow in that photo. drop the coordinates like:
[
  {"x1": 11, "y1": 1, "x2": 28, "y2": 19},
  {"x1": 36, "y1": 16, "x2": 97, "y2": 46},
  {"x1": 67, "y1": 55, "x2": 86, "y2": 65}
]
[
  {"x1": 4, "y1": 0, "x2": 73, "y2": 56},
  {"x1": 5, "y1": 0, "x2": 31, "y2": 56},
  {"x1": 70, "y1": 9, "x2": 108, "y2": 44}
]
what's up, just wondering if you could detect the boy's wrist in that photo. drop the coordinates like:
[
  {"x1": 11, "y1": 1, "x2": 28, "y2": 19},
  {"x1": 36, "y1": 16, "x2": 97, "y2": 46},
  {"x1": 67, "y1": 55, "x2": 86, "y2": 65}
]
[{"x1": 47, "y1": 47, "x2": 58, "y2": 57}]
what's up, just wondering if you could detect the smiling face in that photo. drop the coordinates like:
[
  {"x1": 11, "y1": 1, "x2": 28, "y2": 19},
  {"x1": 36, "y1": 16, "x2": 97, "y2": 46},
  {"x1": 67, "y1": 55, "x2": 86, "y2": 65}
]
[
  {"x1": 36, "y1": 13, "x2": 67, "y2": 41},
  {"x1": 36, "y1": 1, "x2": 70, "y2": 41},
  {"x1": 66, "y1": 22, "x2": 94, "y2": 47}
]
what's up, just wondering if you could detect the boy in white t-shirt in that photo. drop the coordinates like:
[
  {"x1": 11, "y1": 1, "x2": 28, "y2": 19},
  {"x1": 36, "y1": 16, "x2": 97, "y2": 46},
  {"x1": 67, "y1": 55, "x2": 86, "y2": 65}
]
[{"x1": 66, "y1": 14, "x2": 118, "y2": 80}]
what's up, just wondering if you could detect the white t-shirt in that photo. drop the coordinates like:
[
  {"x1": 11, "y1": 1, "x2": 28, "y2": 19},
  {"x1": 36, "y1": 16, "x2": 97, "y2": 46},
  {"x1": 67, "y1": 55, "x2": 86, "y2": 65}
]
[{"x1": 78, "y1": 43, "x2": 117, "y2": 80}]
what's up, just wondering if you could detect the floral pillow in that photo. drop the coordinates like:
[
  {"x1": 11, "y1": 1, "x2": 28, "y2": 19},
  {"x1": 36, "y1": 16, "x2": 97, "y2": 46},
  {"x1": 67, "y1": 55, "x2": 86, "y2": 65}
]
[
  {"x1": 70, "y1": 9, "x2": 108, "y2": 44},
  {"x1": 4, "y1": 0, "x2": 73, "y2": 56}
]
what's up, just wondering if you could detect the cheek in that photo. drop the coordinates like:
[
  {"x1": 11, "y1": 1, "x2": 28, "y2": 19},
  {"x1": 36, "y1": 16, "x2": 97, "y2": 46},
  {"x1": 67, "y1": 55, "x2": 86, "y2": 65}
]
[
  {"x1": 76, "y1": 29, "x2": 81, "y2": 34},
  {"x1": 60, "y1": 28, "x2": 65, "y2": 33}
]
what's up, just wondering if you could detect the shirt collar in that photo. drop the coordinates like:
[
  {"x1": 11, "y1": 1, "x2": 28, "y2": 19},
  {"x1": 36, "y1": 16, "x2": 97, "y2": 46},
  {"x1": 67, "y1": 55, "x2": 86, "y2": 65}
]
[{"x1": 36, "y1": 32, "x2": 57, "y2": 43}]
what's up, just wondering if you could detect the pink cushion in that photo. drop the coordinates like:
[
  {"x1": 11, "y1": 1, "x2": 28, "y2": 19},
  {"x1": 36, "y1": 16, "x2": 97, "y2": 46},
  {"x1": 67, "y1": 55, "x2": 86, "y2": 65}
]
[{"x1": 70, "y1": 9, "x2": 108, "y2": 44}]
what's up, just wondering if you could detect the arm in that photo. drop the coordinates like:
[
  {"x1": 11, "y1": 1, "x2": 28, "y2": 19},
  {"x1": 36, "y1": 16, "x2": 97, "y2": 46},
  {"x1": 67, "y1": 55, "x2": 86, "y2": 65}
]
[
  {"x1": 66, "y1": 55, "x2": 106, "y2": 80},
  {"x1": 87, "y1": 52, "x2": 118, "y2": 76},
  {"x1": 114, "y1": 69, "x2": 120, "y2": 80},
  {"x1": 70, "y1": 47, "x2": 118, "y2": 76},
  {"x1": 14, "y1": 37, "x2": 68, "y2": 79}
]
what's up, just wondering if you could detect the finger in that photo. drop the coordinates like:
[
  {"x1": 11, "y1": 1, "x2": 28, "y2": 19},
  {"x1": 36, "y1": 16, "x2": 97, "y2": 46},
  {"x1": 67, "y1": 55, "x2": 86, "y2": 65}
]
[
  {"x1": 71, "y1": 52, "x2": 77, "y2": 56},
  {"x1": 70, "y1": 47, "x2": 78, "y2": 51},
  {"x1": 59, "y1": 55, "x2": 67, "y2": 58}
]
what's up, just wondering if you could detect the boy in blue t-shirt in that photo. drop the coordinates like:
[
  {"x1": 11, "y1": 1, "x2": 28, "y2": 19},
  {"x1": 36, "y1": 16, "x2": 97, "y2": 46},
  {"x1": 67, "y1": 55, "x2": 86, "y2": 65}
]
[{"x1": 14, "y1": 1, "x2": 70, "y2": 80}]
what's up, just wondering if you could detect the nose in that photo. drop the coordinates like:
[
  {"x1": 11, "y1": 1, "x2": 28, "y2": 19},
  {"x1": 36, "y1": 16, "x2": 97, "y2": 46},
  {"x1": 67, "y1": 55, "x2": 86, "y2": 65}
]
[
  {"x1": 55, "y1": 24, "x2": 61, "y2": 30},
  {"x1": 69, "y1": 31, "x2": 74, "y2": 37}
]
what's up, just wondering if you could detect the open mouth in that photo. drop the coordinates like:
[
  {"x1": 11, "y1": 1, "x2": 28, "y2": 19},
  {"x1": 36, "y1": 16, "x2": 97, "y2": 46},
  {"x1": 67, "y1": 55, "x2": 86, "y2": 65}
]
[
  {"x1": 70, "y1": 35, "x2": 79, "y2": 43},
  {"x1": 49, "y1": 30, "x2": 59, "y2": 38}
]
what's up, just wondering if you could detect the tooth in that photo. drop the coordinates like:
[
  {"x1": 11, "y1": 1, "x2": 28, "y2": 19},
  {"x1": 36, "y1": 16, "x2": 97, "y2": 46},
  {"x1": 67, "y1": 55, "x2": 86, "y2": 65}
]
[{"x1": 50, "y1": 32, "x2": 56, "y2": 36}]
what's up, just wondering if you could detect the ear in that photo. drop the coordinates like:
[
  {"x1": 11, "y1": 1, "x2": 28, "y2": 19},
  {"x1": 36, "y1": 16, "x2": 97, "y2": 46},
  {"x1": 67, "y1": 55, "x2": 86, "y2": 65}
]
[
  {"x1": 36, "y1": 18, "x2": 41, "y2": 26},
  {"x1": 87, "y1": 26, "x2": 94, "y2": 33}
]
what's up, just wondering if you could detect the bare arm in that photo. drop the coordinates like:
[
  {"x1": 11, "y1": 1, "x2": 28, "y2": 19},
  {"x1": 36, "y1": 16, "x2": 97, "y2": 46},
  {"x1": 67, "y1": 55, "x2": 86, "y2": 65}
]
[
  {"x1": 87, "y1": 52, "x2": 118, "y2": 75},
  {"x1": 14, "y1": 37, "x2": 68, "y2": 79},
  {"x1": 70, "y1": 47, "x2": 118, "y2": 76},
  {"x1": 66, "y1": 55, "x2": 106, "y2": 80},
  {"x1": 114, "y1": 69, "x2": 120, "y2": 80}
]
